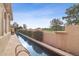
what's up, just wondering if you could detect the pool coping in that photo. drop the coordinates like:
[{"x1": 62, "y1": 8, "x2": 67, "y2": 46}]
[{"x1": 19, "y1": 32, "x2": 73, "y2": 56}]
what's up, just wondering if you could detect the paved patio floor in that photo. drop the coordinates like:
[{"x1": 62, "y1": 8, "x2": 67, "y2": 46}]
[{"x1": 1, "y1": 34, "x2": 29, "y2": 56}]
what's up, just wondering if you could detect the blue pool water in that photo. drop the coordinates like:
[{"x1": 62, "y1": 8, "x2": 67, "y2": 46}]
[{"x1": 16, "y1": 33, "x2": 60, "y2": 56}]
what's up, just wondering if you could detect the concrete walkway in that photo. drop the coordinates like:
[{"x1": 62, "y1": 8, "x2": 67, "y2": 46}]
[{"x1": 1, "y1": 34, "x2": 29, "y2": 56}]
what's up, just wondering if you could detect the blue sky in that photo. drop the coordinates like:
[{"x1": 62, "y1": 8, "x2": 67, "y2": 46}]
[{"x1": 12, "y1": 3, "x2": 73, "y2": 29}]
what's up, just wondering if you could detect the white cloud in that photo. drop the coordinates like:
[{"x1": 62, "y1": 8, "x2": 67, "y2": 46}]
[
  {"x1": 13, "y1": 11, "x2": 52, "y2": 29},
  {"x1": 13, "y1": 5, "x2": 64, "y2": 29}
]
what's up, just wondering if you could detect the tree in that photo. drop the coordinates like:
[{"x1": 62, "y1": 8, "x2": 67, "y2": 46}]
[
  {"x1": 13, "y1": 22, "x2": 19, "y2": 32},
  {"x1": 13, "y1": 22, "x2": 18, "y2": 28},
  {"x1": 50, "y1": 18, "x2": 63, "y2": 31},
  {"x1": 18, "y1": 26, "x2": 23, "y2": 29},
  {"x1": 23, "y1": 24, "x2": 27, "y2": 30},
  {"x1": 63, "y1": 4, "x2": 79, "y2": 25}
]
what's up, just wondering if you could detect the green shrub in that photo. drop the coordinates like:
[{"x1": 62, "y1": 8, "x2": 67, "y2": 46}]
[
  {"x1": 18, "y1": 30, "x2": 43, "y2": 42},
  {"x1": 18, "y1": 30, "x2": 33, "y2": 37},
  {"x1": 32, "y1": 31, "x2": 43, "y2": 42},
  {"x1": 26, "y1": 31, "x2": 33, "y2": 37}
]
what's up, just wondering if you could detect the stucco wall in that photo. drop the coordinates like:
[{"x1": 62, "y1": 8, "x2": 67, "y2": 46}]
[
  {"x1": 0, "y1": 4, "x2": 4, "y2": 36},
  {"x1": 43, "y1": 31, "x2": 67, "y2": 51},
  {"x1": 43, "y1": 25, "x2": 79, "y2": 55},
  {"x1": 64, "y1": 25, "x2": 79, "y2": 55},
  {"x1": 0, "y1": 3, "x2": 12, "y2": 55}
]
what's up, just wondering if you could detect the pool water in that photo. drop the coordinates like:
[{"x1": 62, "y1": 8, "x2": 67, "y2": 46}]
[{"x1": 16, "y1": 33, "x2": 60, "y2": 56}]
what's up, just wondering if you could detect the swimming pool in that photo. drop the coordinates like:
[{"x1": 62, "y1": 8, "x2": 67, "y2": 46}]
[{"x1": 16, "y1": 32, "x2": 60, "y2": 56}]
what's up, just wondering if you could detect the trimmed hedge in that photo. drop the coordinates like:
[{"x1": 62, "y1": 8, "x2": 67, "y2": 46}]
[
  {"x1": 32, "y1": 31, "x2": 43, "y2": 41},
  {"x1": 18, "y1": 30, "x2": 33, "y2": 37},
  {"x1": 18, "y1": 30, "x2": 43, "y2": 42}
]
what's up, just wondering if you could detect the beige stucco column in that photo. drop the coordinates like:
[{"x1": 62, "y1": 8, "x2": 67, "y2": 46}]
[
  {"x1": 3, "y1": 8, "x2": 6, "y2": 35},
  {"x1": 0, "y1": 4, "x2": 4, "y2": 36},
  {"x1": 0, "y1": 5, "x2": 2, "y2": 36},
  {"x1": 0, "y1": 15, "x2": 2, "y2": 36},
  {"x1": 6, "y1": 13, "x2": 9, "y2": 33},
  {"x1": 4, "y1": 16, "x2": 5, "y2": 34},
  {"x1": 5, "y1": 12, "x2": 7, "y2": 33}
]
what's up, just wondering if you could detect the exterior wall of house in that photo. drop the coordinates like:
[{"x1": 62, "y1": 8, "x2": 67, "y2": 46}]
[
  {"x1": 0, "y1": 4, "x2": 3, "y2": 36},
  {"x1": 0, "y1": 3, "x2": 12, "y2": 54},
  {"x1": 43, "y1": 25, "x2": 79, "y2": 55}
]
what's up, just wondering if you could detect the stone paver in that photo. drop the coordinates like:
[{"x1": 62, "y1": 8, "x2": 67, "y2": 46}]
[{"x1": 1, "y1": 34, "x2": 29, "y2": 56}]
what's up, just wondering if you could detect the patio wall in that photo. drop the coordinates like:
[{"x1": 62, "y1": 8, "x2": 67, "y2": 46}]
[{"x1": 43, "y1": 25, "x2": 79, "y2": 55}]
